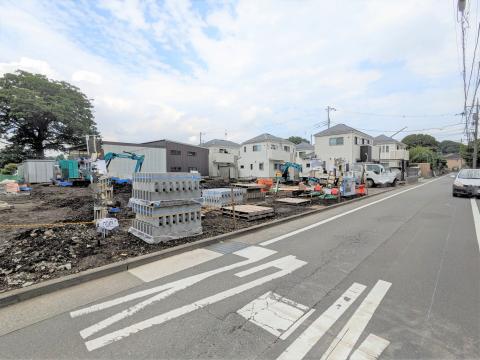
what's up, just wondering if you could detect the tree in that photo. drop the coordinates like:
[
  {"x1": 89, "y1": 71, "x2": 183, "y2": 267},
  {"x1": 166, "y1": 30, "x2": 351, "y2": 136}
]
[
  {"x1": 401, "y1": 134, "x2": 438, "y2": 150},
  {"x1": 460, "y1": 141, "x2": 480, "y2": 167},
  {"x1": 287, "y1": 136, "x2": 309, "y2": 144},
  {"x1": 0, "y1": 163, "x2": 17, "y2": 175},
  {"x1": 0, "y1": 70, "x2": 97, "y2": 160},
  {"x1": 439, "y1": 140, "x2": 461, "y2": 154},
  {"x1": 409, "y1": 146, "x2": 444, "y2": 169}
]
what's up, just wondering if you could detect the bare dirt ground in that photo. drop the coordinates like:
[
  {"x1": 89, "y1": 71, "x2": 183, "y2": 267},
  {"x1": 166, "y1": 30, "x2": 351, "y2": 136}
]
[{"x1": 0, "y1": 183, "x2": 392, "y2": 293}]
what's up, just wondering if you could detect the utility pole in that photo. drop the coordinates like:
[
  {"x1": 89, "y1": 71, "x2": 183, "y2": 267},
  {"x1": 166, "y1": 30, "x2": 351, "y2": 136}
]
[
  {"x1": 474, "y1": 98, "x2": 479, "y2": 168},
  {"x1": 325, "y1": 106, "x2": 336, "y2": 128},
  {"x1": 199, "y1": 132, "x2": 205, "y2": 145}
]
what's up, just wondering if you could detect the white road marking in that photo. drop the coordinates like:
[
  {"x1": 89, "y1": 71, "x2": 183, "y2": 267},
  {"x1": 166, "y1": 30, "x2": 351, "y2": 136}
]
[
  {"x1": 70, "y1": 246, "x2": 276, "y2": 318},
  {"x1": 261, "y1": 177, "x2": 444, "y2": 246},
  {"x1": 350, "y1": 334, "x2": 390, "y2": 360},
  {"x1": 128, "y1": 248, "x2": 223, "y2": 282},
  {"x1": 320, "y1": 280, "x2": 392, "y2": 360},
  {"x1": 276, "y1": 282, "x2": 366, "y2": 360},
  {"x1": 470, "y1": 199, "x2": 480, "y2": 253},
  {"x1": 84, "y1": 255, "x2": 307, "y2": 351},
  {"x1": 279, "y1": 309, "x2": 315, "y2": 340},
  {"x1": 237, "y1": 291, "x2": 310, "y2": 338}
]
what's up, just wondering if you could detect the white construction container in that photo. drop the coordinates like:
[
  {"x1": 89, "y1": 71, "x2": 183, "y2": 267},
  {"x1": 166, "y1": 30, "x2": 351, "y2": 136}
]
[{"x1": 22, "y1": 159, "x2": 55, "y2": 183}]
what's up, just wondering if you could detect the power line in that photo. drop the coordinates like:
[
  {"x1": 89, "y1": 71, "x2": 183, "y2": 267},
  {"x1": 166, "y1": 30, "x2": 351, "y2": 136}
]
[
  {"x1": 329, "y1": 121, "x2": 465, "y2": 134},
  {"x1": 337, "y1": 109, "x2": 459, "y2": 118}
]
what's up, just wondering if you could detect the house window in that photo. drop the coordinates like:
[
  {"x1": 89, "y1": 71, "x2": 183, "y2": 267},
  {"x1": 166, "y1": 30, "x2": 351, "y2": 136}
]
[
  {"x1": 170, "y1": 166, "x2": 181, "y2": 172},
  {"x1": 385, "y1": 145, "x2": 389, "y2": 153},
  {"x1": 270, "y1": 144, "x2": 277, "y2": 150},
  {"x1": 187, "y1": 151, "x2": 196, "y2": 156},
  {"x1": 244, "y1": 146, "x2": 246, "y2": 152},
  {"x1": 355, "y1": 137, "x2": 358, "y2": 145},
  {"x1": 240, "y1": 165, "x2": 244, "y2": 169},
  {"x1": 397, "y1": 145, "x2": 399, "y2": 150},
  {"x1": 188, "y1": 167, "x2": 198, "y2": 171},
  {"x1": 170, "y1": 150, "x2": 181, "y2": 155},
  {"x1": 329, "y1": 137, "x2": 344, "y2": 146},
  {"x1": 274, "y1": 163, "x2": 281, "y2": 170},
  {"x1": 283, "y1": 145, "x2": 290, "y2": 152},
  {"x1": 306, "y1": 163, "x2": 311, "y2": 168},
  {"x1": 259, "y1": 163, "x2": 264, "y2": 170},
  {"x1": 253, "y1": 145, "x2": 261, "y2": 152},
  {"x1": 367, "y1": 139, "x2": 370, "y2": 144},
  {"x1": 250, "y1": 164, "x2": 253, "y2": 170},
  {"x1": 362, "y1": 138, "x2": 365, "y2": 145},
  {"x1": 298, "y1": 151, "x2": 306, "y2": 158},
  {"x1": 219, "y1": 148, "x2": 228, "y2": 153}
]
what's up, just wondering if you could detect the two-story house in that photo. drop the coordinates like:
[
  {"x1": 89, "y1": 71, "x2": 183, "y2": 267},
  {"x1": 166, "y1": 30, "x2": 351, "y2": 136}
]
[
  {"x1": 372, "y1": 134, "x2": 409, "y2": 168},
  {"x1": 238, "y1": 133, "x2": 295, "y2": 178},
  {"x1": 295, "y1": 142, "x2": 315, "y2": 177},
  {"x1": 314, "y1": 124, "x2": 374, "y2": 172},
  {"x1": 201, "y1": 139, "x2": 240, "y2": 179}
]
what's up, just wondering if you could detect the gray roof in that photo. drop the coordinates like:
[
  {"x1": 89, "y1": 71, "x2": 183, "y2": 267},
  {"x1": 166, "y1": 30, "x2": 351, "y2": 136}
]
[
  {"x1": 201, "y1": 139, "x2": 240, "y2": 148},
  {"x1": 373, "y1": 134, "x2": 405, "y2": 146},
  {"x1": 296, "y1": 142, "x2": 314, "y2": 151},
  {"x1": 314, "y1": 123, "x2": 372, "y2": 139},
  {"x1": 242, "y1": 133, "x2": 294, "y2": 145}
]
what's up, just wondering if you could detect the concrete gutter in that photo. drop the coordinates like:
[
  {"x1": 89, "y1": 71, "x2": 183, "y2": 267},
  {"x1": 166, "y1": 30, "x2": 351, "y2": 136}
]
[{"x1": 0, "y1": 185, "x2": 402, "y2": 309}]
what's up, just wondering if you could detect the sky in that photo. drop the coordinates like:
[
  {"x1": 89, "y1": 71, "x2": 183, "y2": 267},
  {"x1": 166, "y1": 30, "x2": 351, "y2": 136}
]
[{"x1": 0, "y1": 0, "x2": 471, "y2": 145}]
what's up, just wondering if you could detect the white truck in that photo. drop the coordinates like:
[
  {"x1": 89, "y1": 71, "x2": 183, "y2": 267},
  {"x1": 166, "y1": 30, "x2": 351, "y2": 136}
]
[{"x1": 351, "y1": 163, "x2": 397, "y2": 188}]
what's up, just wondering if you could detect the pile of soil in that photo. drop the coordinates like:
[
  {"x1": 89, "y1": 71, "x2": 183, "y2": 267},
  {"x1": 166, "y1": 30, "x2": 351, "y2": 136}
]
[{"x1": 0, "y1": 181, "x2": 339, "y2": 293}]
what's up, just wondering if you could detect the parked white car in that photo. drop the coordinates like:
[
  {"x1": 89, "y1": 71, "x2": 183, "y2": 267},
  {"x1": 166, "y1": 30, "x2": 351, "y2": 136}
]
[{"x1": 352, "y1": 163, "x2": 398, "y2": 187}]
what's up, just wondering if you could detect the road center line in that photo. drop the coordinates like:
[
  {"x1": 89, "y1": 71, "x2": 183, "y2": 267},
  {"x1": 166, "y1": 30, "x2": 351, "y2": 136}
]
[
  {"x1": 320, "y1": 280, "x2": 392, "y2": 360},
  {"x1": 276, "y1": 282, "x2": 366, "y2": 360},
  {"x1": 470, "y1": 199, "x2": 480, "y2": 253},
  {"x1": 261, "y1": 177, "x2": 444, "y2": 247}
]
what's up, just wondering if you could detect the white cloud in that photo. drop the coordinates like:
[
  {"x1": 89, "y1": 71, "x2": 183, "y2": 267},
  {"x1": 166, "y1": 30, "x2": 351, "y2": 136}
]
[
  {"x1": 72, "y1": 70, "x2": 103, "y2": 85},
  {"x1": 0, "y1": 57, "x2": 56, "y2": 77},
  {"x1": 0, "y1": 0, "x2": 466, "y2": 144}
]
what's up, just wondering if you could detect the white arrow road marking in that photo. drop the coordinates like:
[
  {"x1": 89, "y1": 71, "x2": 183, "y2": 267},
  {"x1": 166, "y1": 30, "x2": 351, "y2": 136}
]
[
  {"x1": 276, "y1": 282, "x2": 366, "y2": 360},
  {"x1": 237, "y1": 291, "x2": 312, "y2": 339},
  {"x1": 261, "y1": 177, "x2": 444, "y2": 246},
  {"x1": 350, "y1": 334, "x2": 390, "y2": 360},
  {"x1": 470, "y1": 199, "x2": 480, "y2": 253},
  {"x1": 320, "y1": 280, "x2": 392, "y2": 360},
  {"x1": 84, "y1": 255, "x2": 307, "y2": 351},
  {"x1": 70, "y1": 246, "x2": 276, "y2": 319}
]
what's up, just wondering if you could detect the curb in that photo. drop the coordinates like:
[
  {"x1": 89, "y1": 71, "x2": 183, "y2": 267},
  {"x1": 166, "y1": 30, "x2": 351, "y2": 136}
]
[{"x1": 0, "y1": 185, "x2": 402, "y2": 309}]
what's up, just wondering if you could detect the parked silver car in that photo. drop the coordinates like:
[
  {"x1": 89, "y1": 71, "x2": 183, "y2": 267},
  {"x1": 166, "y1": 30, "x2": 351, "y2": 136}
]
[{"x1": 452, "y1": 169, "x2": 480, "y2": 197}]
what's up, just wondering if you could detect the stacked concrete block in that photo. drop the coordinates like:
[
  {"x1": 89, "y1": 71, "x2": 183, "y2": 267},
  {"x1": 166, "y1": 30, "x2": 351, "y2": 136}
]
[
  {"x1": 94, "y1": 176, "x2": 113, "y2": 221},
  {"x1": 202, "y1": 188, "x2": 246, "y2": 208},
  {"x1": 129, "y1": 173, "x2": 203, "y2": 244}
]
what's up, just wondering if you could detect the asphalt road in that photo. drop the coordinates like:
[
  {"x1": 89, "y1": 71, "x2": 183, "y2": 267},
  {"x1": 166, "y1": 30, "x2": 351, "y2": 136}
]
[{"x1": 0, "y1": 176, "x2": 479, "y2": 359}]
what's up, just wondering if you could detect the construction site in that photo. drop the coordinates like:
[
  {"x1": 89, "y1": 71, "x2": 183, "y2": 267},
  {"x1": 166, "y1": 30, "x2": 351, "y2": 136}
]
[{"x1": 0, "y1": 145, "x2": 397, "y2": 293}]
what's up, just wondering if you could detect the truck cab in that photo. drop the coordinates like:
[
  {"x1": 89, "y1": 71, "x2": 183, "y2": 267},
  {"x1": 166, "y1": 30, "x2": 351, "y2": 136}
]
[{"x1": 352, "y1": 163, "x2": 397, "y2": 188}]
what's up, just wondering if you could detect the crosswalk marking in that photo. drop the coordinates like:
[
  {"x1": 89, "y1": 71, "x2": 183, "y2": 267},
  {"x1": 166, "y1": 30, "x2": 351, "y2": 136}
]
[
  {"x1": 320, "y1": 280, "x2": 392, "y2": 360},
  {"x1": 350, "y1": 334, "x2": 390, "y2": 360},
  {"x1": 276, "y1": 283, "x2": 366, "y2": 360},
  {"x1": 84, "y1": 255, "x2": 307, "y2": 351}
]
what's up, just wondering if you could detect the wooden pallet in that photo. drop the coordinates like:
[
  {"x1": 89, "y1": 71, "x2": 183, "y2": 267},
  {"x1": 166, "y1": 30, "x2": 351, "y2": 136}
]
[
  {"x1": 222, "y1": 204, "x2": 274, "y2": 221},
  {"x1": 275, "y1": 197, "x2": 310, "y2": 205}
]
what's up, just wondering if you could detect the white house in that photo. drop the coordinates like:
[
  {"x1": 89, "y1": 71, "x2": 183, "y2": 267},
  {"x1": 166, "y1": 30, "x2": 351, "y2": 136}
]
[
  {"x1": 372, "y1": 134, "x2": 409, "y2": 168},
  {"x1": 294, "y1": 142, "x2": 315, "y2": 177},
  {"x1": 238, "y1": 133, "x2": 295, "y2": 178},
  {"x1": 201, "y1": 139, "x2": 240, "y2": 179},
  {"x1": 314, "y1": 124, "x2": 374, "y2": 172}
]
